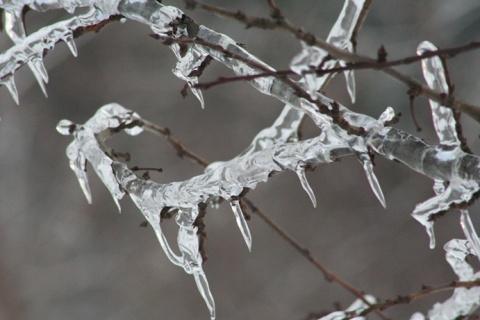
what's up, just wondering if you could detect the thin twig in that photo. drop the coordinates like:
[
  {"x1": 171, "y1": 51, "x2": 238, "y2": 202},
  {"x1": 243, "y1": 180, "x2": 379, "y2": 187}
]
[
  {"x1": 194, "y1": 41, "x2": 480, "y2": 91},
  {"x1": 151, "y1": 34, "x2": 366, "y2": 136},
  {"x1": 357, "y1": 279, "x2": 480, "y2": 318},
  {"x1": 242, "y1": 197, "x2": 390, "y2": 320}
]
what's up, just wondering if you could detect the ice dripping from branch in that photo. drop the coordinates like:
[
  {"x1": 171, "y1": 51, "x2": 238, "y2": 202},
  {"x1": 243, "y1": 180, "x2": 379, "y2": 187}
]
[
  {"x1": 59, "y1": 103, "x2": 355, "y2": 319},
  {"x1": 412, "y1": 41, "x2": 480, "y2": 251},
  {"x1": 410, "y1": 239, "x2": 480, "y2": 319}
]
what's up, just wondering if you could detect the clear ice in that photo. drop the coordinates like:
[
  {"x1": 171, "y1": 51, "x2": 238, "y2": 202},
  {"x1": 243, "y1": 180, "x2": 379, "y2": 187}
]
[
  {"x1": 5, "y1": 1, "x2": 480, "y2": 319},
  {"x1": 412, "y1": 41, "x2": 480, "y2": 253}
]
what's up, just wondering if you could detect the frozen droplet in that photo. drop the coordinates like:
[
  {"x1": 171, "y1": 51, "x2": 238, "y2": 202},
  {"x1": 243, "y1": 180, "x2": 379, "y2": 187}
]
[
  {"x1": 230, "y1": 199, "x2": 252, "y2": 251},
  {"x1": 56, "y1": 119, "x2": 76, "y2": 135},
  {"x1": 460, "y1": 210, "x2": 480, "y2": 260},
  {"x1": 295, "y1": 164, "x2": 317, "y2": 207},
  {"x1": 62, "y1": 35, "x2": 78, "y2": 57},
  {"x1": 2, "y1": 75, "x2": 19, "y2": 105}
]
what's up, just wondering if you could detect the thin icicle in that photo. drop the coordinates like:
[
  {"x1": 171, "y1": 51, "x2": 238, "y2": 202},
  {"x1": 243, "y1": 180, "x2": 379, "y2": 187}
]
[
  {"x1": 32, "y1": 57, "x2": 49, "y2": 83},
  {"x1": 176, "y1": 208, "x2": 215, "y2": 319},
  {"x1": 62, "y1": 34, "x2": 78, "y2": 57},
  {"x1": 295, "y1": 163, "x2": 317, "y2": 207},
  {"x1": 230, "y1": 199, "x2": 252, "y2": 251},
  {"x1": 361, "y1": 155, "x2": 386, "y2": 208},
  {"x1": 2, "y1": 75, "x2": 19, "y2": 105}
]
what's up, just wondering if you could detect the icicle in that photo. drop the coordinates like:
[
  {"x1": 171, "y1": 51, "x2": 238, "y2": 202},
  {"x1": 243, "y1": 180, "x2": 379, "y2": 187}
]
[
  {"x1": 230, "y1": 199, "x2": 252, "y2": 251},
  {"x1": 295, "y1": 163, "x2": 317, "y2": 207},
  {"x1": 28, "y1": 61, "x2": 49, "y2": 97},
  {"x1": 361, "y1": 156, "x2": 386, "y2": 208},
  {"x1": 62, "y1": 34, "x2": 78, "y2": 57},
  {"x1": 460, "y1": 210, "x2": 480, "y2": 259},
  {"x1": 31, "y1": 57, "x2": 49, "y2": 83},
  {"x1": 193, "y1": 270, "x2": 216, "y2": 320},
  {"x1": 2, "y1": 75, "x2": 19, "y2": 105},
  {"x1": 176, "y1": 208, "x2": 215, "y2": 319},
  {"x1": 290, "y1": 0, "x2": 365, "y2": 102}
]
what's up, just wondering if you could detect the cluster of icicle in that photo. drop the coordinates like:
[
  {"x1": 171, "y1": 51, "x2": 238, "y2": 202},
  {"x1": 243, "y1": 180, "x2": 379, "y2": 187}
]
[{"x1": 2, "y1": 0, "x2": 480, "y2": 319}]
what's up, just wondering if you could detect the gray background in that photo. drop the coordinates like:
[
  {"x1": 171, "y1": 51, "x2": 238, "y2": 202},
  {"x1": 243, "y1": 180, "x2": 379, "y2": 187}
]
[{"x1": 1, "y1": 1, "x2": 480, "y2": 319}]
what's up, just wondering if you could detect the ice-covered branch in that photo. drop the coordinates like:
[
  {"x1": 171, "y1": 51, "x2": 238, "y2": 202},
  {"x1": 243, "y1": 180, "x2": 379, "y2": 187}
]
[
  {"x1": 57, "y1": 103, "x2": 355, "y2": 319},
  {"x1": 183, "y1": 0, "x2": 480, "y2": 123}
]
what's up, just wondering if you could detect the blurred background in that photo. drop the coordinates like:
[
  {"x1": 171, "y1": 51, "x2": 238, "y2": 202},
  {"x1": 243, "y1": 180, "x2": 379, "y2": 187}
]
[{"x1": 1, "y1": 1, "x2": 480, "y2": 319}]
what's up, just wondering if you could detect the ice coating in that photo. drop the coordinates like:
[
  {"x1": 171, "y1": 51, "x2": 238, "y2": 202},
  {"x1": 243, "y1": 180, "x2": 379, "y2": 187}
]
[
  {"x1": 190, "y1": 24, "x2": 386, "y2": 208},
  {"x1": 59, "y1": 103, "x2": 355, "y2": 319},
  {"x1": 411, "y1": 239, "x2": 480, "y2": 319},
  {"x1": 412, "y1": 41, "x2": 480, "y2": 251},
  {"x1": 290, "y1": 0, "x2": 365, "y2": 102},
  {"x1": 318, "y1": 294, "x2": 376, "y2": 320}
]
